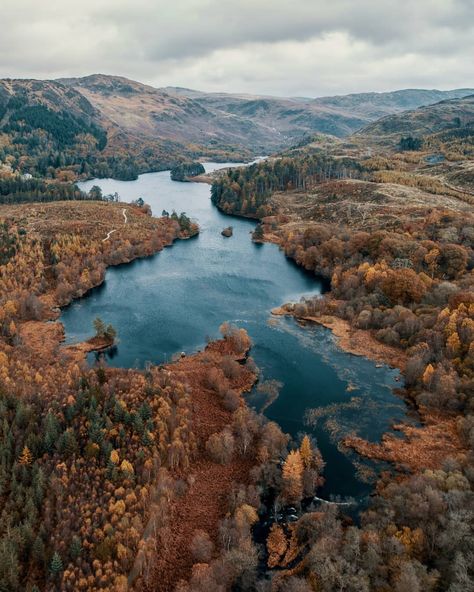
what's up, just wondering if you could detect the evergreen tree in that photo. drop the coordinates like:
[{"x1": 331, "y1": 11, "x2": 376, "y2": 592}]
[
  {"x1": 69, "y1": 536, "x2": 82, "y2": 560},
  {"x1": 50, "y1": 551, "x2": 63, "y2": 575},
  {"x1": 93, "y1": 317, "x2": 106, "y2": 337},
  {"x1": 252, "y1": 224, "x2": 264, "y2": 241},
  {"x1": 43, "y1": 412, "x2": 59, "y2": 453},
  {"x1": 104, "y1": 324, "x2": 117, "y2": 341},
  {"x1": 32, "y1": 536, "x2": 45, "y2": 564}
]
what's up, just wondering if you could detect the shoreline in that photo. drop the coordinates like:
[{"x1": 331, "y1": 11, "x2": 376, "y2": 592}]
[
  {"x1": 343, "y1": 411, "x2": 467, "y2": 472},
  {"x1": 271, "y1": 306, "x2": 407, "y2": 371},
  {"x1": 36, "y1": 212, "x2": 200, "y2": 356}
]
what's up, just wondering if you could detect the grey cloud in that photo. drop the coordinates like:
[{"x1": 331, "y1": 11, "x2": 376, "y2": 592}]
[{"x1": 0, "y1": 0, "x2": 473, "y2": 96}]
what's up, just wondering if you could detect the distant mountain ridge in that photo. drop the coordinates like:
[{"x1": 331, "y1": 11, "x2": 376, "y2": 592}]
[
  {"x1": 355, "y1": 94, "x2": 474, "y2": 147},
  {"x1": 60, "y1": 75, "x2": 474, "y2": 147},
  {"x1": 1, "y1": 73, "x2": 473, "y2": 180}
]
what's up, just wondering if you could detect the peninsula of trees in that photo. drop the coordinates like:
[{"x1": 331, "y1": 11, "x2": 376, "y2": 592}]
[{"x1": 170, "y1": 162, "x2": 206, "y2": 182}]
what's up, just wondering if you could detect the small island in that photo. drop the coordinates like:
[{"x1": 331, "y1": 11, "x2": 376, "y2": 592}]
[
  {"x1": 221, "y1": 226, "x2": 233, "y2": 237},
  {"x1": 170, "y1": 161, "x2": 206, "y2": 182},
  {"x1": 252, "y1": 224, "x2": 264, "y2": 242}
]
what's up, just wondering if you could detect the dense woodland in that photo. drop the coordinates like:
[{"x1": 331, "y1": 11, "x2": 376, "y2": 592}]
[
  {"x1": 211, "y1": 156, "x2": 361, "y2": 217},
  {"x1": 0, "y1": 178, "x2": 96, "y2": 204},
  {"x1": 0, "y1": 199, "x2": 304, "y2": 591},
  {"x1": 170, "y1": 162, "x2": 205, "y2": 182},
  {"x1": 0, "y1": 201, "x2": 249, "y2": 591},
  {"x1": 0, "y1": 91, "x2": 161, "y2": 183}
]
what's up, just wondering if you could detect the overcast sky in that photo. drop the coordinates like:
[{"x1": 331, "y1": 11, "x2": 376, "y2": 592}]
[{"x1": 2, "y1": 0, "x2": 473, "y2": 97}]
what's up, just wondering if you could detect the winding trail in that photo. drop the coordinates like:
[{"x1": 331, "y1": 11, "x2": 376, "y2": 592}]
[
  {"x1": 102, "y1": 229, "x2": 117, "y2": 242},
  {"x1": 102, "y1": 207, "x2": 128, "y2": 242}
]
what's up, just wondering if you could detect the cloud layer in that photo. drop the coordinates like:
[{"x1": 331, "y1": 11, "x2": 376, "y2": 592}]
[{"x1": 2, "y1": 0, "x2": 473, "y2": 96}]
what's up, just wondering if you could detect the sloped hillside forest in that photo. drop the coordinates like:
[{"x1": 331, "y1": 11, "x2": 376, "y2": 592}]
[{"x1": 0, "y1": 67, "x2": 473, "y2": 592}]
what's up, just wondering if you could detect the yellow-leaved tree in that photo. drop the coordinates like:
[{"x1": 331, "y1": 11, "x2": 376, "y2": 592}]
[
  {"x1": 18, "y1": 446, "x2": 33, "y2": 466},
  {"x1": 300, "y1": 435, "x2": 313, "y2": 469},
  {"x1": 267, "y1": 524, "x2": 287, "y2": 568},
  {"x1": 282, "y1": 450, "x2": 304, "y2": 503}
]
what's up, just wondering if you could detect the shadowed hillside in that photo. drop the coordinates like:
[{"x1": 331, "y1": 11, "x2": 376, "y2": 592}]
[{"x1": 355, "y1": 94, "x2": 474, "y2": 147}]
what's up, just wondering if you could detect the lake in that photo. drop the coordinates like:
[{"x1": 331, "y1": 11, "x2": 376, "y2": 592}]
[{"x1": 61, "y1": 163, "x2": 407, "y2": 502}]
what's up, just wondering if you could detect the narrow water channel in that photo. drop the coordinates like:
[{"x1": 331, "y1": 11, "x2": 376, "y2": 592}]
[{"x1": 61, "y1": 163, "x2": 407, "y2": 502}]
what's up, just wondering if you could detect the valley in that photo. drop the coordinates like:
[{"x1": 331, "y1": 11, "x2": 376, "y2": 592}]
[{"x1": 0, "y1": 76, "x2": 472, "y2": 592}]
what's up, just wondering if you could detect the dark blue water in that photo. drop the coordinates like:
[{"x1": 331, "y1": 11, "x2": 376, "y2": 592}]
[{"x1": 62, "y1": 163, "x2": 407, "y2": 501}]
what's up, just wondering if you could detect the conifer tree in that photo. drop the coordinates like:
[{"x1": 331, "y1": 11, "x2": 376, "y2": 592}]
[
  {"x1": 93, "y1": 317, "x2": 106, "y2": 337},
  {"x1": 69, "y1": 536, "x2": 82, "y2": 560},
  {"x1": 50, "y1": 551, "x2": 63, "y2": 575}
]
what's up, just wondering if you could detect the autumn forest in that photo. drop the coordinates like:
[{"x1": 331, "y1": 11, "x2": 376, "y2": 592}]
[{"x1": 0, "y1": 24, "x2": 473, "y2": 591}]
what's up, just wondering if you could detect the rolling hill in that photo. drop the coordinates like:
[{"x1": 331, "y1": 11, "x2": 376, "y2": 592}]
[
  {"x1": 154, "y1": 83, "x2": 474, "y2": 141},
  {"x1": 1, "y1": 73, "x2": 473, "y2": 182},
  {"x1": 355, "y1": 94, "x2": 474, "y2": 146},
  {"x1": 62, "y1": 75, "x2": 474, "y2": 153}
]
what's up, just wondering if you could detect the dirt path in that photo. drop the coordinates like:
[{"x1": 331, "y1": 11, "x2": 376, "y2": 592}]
[
  {"x1": 102, "y1": 207, "x2": 128, "y2": 242},
  {"x1": 102, "y1": 228, "x2": 117, "y2": 242}
]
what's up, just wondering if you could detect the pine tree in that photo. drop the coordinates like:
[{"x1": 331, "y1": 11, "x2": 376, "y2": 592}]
[
  {"x1": 132, "y1": 413, "x2": 144, "y2": 435},
  {"x1": 69, "y1": 536, "x2": 82, "y2": 560},
  {"x1": 50, "y1": 551, "x2": 63, "y2": 575},
  {"x1": 252, "y1": 224, "x2": 264, "y2": 242},
  {"x1": 62, "y1": 429, "x2": 78, "y2": 456},
  {"x1": 32, "y1": 466, "x2": 45, "y2": 505},
  {"x1": 43, "y1": 411, "x2": 59, "y2": 453},
  {"x1": 32, "y1": 536, "x2": 45, "y2": 564},
  {"x1": 139, "y1": 402, "x2": 152, "y2": 421},
  {"x1": 105, "y1": 324, "x2": 117, "y2": 341},
  {"x1": 93, "y1": 317, "x2": 106, "y2": 337}
]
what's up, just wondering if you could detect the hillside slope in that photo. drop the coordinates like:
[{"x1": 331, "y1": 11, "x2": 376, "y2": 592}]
[
  {"x1": 164, "y1": 85, "x2": 474, "y2": 140},
  {"x1": 0, "y1": 78, "x2": 109, "y2": 177},
  {"x1": 355, "y1": 94, "x2": 474, "y2": 145},
  {"x1": 65, "y1": 75, "x2": 474, "y2": 150}
]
